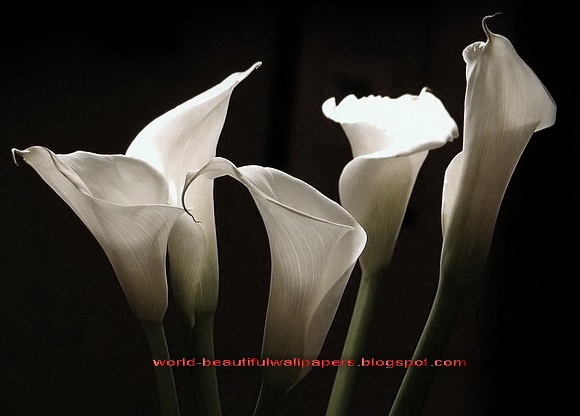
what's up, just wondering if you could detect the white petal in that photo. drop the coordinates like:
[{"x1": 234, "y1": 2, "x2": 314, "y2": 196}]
[
  {"x1": 442, "y1": 16, "x2": 557, "y2": 259},
  {"x1": 13, "y1": 146, "x2": 184, "y2": 322},
  {"x1": 462, "y1": 18, "x2": 555, "y2": 157},
  {"x1": 185, "y1": 157, "x2": 366, "y2": 391},
  {"x1": 126, "y1": 62, "x2": 261, "y2": 205},
  {"x1": 167, "y1": 213, "x2": 218, "y2": 325},
  {"x1": 340, "y1": 151, "x2": 428, "y2": 272},
  {"x1": 462, "y1": 16, "x2": 556, "y2": 140},
  {"x1": 322, "y1": 88, "x2": 458, "y2": 158},
  {"x1": 441, "y1": 151, "x2": 462, "y2": 235},
  {"x1": 126, "y1": 63, "x2": 260, "y2": 323},
  {"x1": 324, "y1": 89, "x2": 457, "y2": 272}
]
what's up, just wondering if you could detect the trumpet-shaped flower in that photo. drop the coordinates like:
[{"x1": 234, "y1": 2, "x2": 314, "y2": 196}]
[
  {"x1": 388, "y1": 15, "x2": 557, "y2": 416},
  {"x1": 12, "y1": 64, "x2": 260, "y2": 416},
  {"x1": 183, "y1": 157, "x2": 367, "y2": 394},
  {"x1": 11, "y1": 63, "x2": 261, "y2": 325},
  {"x1": 322, "y1": 88, "x2": 458, "y2": 416},
  {"x1": 11, "y1": 146, "x2": 184, "y2": 323},
  {"x1": 441, "y1": 17, "x2": 556, "y2": 277},
  {"x1": 322, "y1": 88, "x2": 458, "y2": 274},
  {"x1": 126, "y1": 62, "x2": 261, "y2": 326}
]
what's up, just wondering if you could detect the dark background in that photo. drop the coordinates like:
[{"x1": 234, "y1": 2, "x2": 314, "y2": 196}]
[{"x1": 1, "y1": 3, "x2": 573, "y2": 416}]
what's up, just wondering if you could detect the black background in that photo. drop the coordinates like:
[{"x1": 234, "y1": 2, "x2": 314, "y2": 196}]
[{"x1": 1, "y1": 2, "x2": 573, "y2": 416}]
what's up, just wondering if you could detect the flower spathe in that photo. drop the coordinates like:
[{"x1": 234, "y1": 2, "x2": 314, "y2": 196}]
[
  {"x1": 322, "y1": 88, "x2": 458, "y2": 273},
  {"x1": 126, "y1": 62, "x2": 261, "y2": 203},
  {"x1": 183, "y1": 157, "x2": 367, "y2": 393},
  {"x1": 441, "y1": 15, "x2": 557, "y2": 279},
  {"x1": 11, "y1": 146, "x2": 184, "y2": 323},
  {"x1": 387, "y1": 16, "x2": 557, "y2": 416},
  {"x1": 12, "y1": 63, "x2": 261, "y2": 416},
  {"x1": 126, "y1": 62, "x2": 261, "y2": 325}
]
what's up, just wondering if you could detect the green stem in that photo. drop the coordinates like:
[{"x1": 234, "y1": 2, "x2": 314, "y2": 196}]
[
  {"x1": 141, "y1": 320, "x2": 181, "y2": 416},
  {"x1": 325, "y1": 267, "x2": 385, "y2": 416},
  {"x1": 191, "y1": 312, "x2": 222, "y2": 416},
  {"x1": 253, "y1": 383, "x2": 285, "y2": 416},
  {"x1": 387, "y1": 277, "x2": 468, "y2": 416}
]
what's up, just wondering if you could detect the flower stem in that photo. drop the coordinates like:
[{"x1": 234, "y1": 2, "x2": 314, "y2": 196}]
[
  {"x1": 141, "y1": 320, "x2": 181, "y2": 416},
  {"x1": 325, "y1": 267, "x2": 385, "y2": 416},
  {"x1": 387, "y1": 277, "x2": 468, "y2": 416},
  {"x1": 191, "y1": 312, "x2": 222, "y2": 416},
  {"x1": 253, "y1": 382, "x2": 285, "y2": 416}
]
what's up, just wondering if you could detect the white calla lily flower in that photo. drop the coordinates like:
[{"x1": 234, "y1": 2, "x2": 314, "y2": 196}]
[
  {"x1": 441, "y1": 17, "x2": 556, "y2": 275},
  {"x1": 389, "y1": 15, "x2": 557, "y2": 416},
  {"x1": 126, "y1": 62, "x2": 261, "y2": 326},
  {"x1": 12, "y1": 63, "x2": 261, "y2": 416},
  {"x1": 183, "y1": 157, "x2": 367, "y2": 395},
  {"x1": 323, "y1": 88, "x2": 458, "y2": 273},
  {"x1": 11, "y1": 146, "x2": 184, "y2": 323},
  {"x1": 126, "y1": 63, "x2": 260, "y2": 416},
  {"x1": 322, "y1": 88, "x2": 458, "y2": 415}
]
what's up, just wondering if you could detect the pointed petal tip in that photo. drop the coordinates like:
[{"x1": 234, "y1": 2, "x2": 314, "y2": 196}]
[
  {"x1": 239, "y1": 61, "x2": 262, "y2": 80},
  {"x1": 11, "y1": 146, "x2": 47, "y2": 166},
  {"x1": 11, "y1": 148, "x2": 24, "y2": 165},
  {"x1": 321, "y1": 97, "x2": 338, "y2": 120},
  {"x1": 482, "y1": 12, "x2": 503, "y2": 39}
]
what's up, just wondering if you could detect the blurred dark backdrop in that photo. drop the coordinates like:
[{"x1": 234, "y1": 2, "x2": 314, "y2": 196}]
[{"x1": 1, "y1": 3, "x2": 572, "y2": 416}]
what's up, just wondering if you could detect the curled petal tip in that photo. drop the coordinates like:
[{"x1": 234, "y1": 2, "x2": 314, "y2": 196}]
[
  {"x1": 180, "y1": 171, "x2": 202, "y2": 224},
  {"x1": 186, "y1": 211, "x2": 202, "y2": 224},
  {"x1": 482, "y1": 12, "x2": 502, "y2": 38},
  {"x1": 243, "y1": 61, "x2": 262, "y2": 77},
  {"x1": 321, "y1": 97, "x2": 338, "y2": 120},
  {"x1": 11, "y1": 148, "x2": 24, "y2": 165}
]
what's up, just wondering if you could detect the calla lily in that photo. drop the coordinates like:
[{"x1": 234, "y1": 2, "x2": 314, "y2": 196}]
[
  {"x1": 388, "y1": 15, "x2": 556, "y2": 416},
  {"x1": 322, "y1": 88, "x2": 458, "y2": 416},
  {"x1": 441, "y1": 16, "x2": 556, "y2": 274},
  {"x1": 323, "y1": 88, "x2": 458, "y2": 273},
  {"x1": 126, "y1": 62, "x2": 261, "y2": 326},
  {"x1": 182, "y1": 157, "x2": 366, "y2": 408},
  {"x1": 12, "y1": 64, "x2": 261, "y2": 416},
  {"x1": 11, "y1": 146, "x2": 184, "y2": 415},
  {"x1": 12, "y1": 146, "x2": 185, "y2": 323},
  {"x1": 125, "y1": 62, "x2": 260, "y2": 416}
]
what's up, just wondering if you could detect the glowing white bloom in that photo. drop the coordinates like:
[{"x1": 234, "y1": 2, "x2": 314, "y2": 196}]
[
  {"x1": 323, "y1": 88, "x2": 458, "y2": 273},
  {"x1": 126, "y1": 62, "x2": 261, "y2": 325},
  {"x1": 441, "y1": 17, "x2": 556, "y2": 278},
  {"x1": 12, "y1": 146, "x2": 184, "y2": 323},
  {"x1": 11, "y1": 63, "x2": 261, "y2": 325},
  {"x1": 183, "y1": 157, "x2": 367, "y2": 392},
  {"x1": 388, "y1": 16, "x2": 557, "y2": 416}
]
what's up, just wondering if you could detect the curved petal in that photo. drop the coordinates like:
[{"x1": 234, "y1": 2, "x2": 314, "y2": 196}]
[
  {"x1": 324, "y1": 89, "x2": 458, "y2": 272},
  {"x1": 126, "y1": 61, "x2": 262, "y2": 205},
  {"x1": 126, "y1": 63, "x2": 261, "y2": 324},
  {"x1": 442, "y1": 15, "x2": 557, "y2": 274},
  {"x1": 322, "y1": 88, "x2": 458, "y2": 158},
  {"x1": 12, "y1": 146, "x2": 184, "y2": 322},
  {"x1": 184, "y1": 157, "x2": 367, "y2": 392},
  {"x1": 340, "y1": 151, "x2": 428, "y2": 272},
  {"x1": 441, "y1": 151, "x2": 462, "y2": 235},
  {"x1": 167, "y1": 212, "x2": 218, "y2": 324}
]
